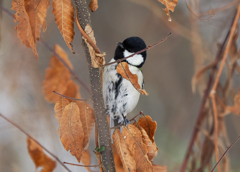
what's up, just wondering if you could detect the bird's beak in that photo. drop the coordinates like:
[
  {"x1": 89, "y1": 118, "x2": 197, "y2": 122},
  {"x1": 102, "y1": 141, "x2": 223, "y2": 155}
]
[{"x1": 117, "y1": 42, "x2": 124, "y2": 49}]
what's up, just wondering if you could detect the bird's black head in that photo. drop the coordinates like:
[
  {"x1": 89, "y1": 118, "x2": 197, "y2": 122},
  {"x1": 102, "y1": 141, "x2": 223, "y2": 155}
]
[{"x1": 114, "y1": 37, "x2": 147, "y2": 68}]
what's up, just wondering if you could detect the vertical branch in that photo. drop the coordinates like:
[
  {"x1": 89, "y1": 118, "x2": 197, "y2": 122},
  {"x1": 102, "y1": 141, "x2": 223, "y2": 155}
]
[{"x1": 74, "y1": 0, "x2": 115, "y2": 171}]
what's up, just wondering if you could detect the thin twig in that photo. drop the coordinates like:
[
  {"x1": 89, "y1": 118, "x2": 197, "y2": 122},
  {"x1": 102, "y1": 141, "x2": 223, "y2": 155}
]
[
  {"x1": 102, "y1": 32, "x2": 171, "y2": 67},
  {"x1": 53, "y1": 91, "x2": 90, "y2": 102},
  {"x1": 210, "y1": 4, "x2": 240, "y2": 171},
  {"x1": 211, "y1": 135, "x2": 240, "y2": 172},
  {"x1": 64, "y1": 162, "x2": 101, "y2": 168},
  {"x1": 0, "y1": 113, "x2": 71, "y2": 172}
]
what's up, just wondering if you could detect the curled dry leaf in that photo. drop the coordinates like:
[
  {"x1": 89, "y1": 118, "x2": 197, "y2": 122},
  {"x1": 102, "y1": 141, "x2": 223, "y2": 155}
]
[
  {"x1": 81, "y1": 150, "x2": 94, "y2": 172},
  {"x1": 11, "y1": 0, "x2": 38, "y2": 59},
  {"x1": 83, "y1": 24, "x2": 106, "y2": 68},
  {"x1": 137, "y1": 125, "x2": 159, "y2": 161},
  {"x1": 116, "y1": 62, "x2": 148, "y2": 95},
  {"x1": 89, "y1": 0, "x2": 98, "y2": 12},
  {"x1": 27, "y1": 138, "x2": 56, "y2": 172},
  {"x1": 152, "y1": 164, "x2": 167, "y2": 172},
  {"x1": 54, "y1": 97, "x2": 69, "y2": 123},
  {"x1": 76, "y1": 101, "x2": 95, "y2": 150},
  {"x1": 25, "y1": 0, "x2": 50, "y2": 42},
  {"x1": 42, "y1": 44, "x2": 73, "y2": 103},
  {"x1": 112, "y1": 129, "x2": 137, "y2": 172},
  {"x1": 64, "y1": 80, "x2": 81, "y2": 101},
  {"x1": 112, "y1": 144, "x2": 125, "y2": 172},
  {"x1": 158, "y1": 0, "x2": 178, "y2": 21},
  {"x1": 138, "y1": 115, "x2": 157, "y2": 142},
  {"x1": 226, "y1": 88, "x2": 240, "y2": 116},
  {"x1": 58, "y1": 102, "x2": 84, "y2": 162},
  {"x1": 52, "y1": 0, "x2": 75, "y2": 52},
  {"x1": 122, "y1": 125, "x2": 153, "y2": 172}
]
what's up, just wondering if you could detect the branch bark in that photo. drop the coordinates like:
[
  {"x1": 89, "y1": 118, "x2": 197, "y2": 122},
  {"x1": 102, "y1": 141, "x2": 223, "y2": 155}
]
[{"x1": 74, "y1": 0, "x2": 115, "y2": 171}]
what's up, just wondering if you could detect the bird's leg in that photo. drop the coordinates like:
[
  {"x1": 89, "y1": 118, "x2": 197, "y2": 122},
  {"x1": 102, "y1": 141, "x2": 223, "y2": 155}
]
[{"x1": 123, "y1": 115, "x2": 130, "y2": 126}]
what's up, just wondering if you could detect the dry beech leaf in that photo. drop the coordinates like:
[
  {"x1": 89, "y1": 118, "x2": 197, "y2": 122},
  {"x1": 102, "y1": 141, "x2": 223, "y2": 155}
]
[
  {"x1": 42, "y1": 44, "x2": 73, "y2": 103},
  {"x1": 64, "y1": 80, "x2": 81, "y2": 101},
  {"x1": 152, "y1": 164, "x2": 167, "y2": 172},
  {"x1": 158, "y1": 0, "x2": 178, "y2": 21},
  {"x1": 54, "y1": 97, "x2": 69, "y2": 123},
  {"x1": 11, "y1": 0, "x2": 38, "y2": 59},
  {"x1": 52, "y1": 0, "x2": 75, "y2": 52},
  {"x1": 25, "y1": 0, "x2": 50, "y2": 42},
  {"x1": 226, "y1": 88, "x2": 240, "y2": 116},
  {"x1": 58, "y1": 102, "x2": 84, "y2": 162},
  {"x1": 136, "y1": 125, "x2": 159, "y2": 161},
  {"x1": 76, "y1": 101, "x2": 95, "y2": 150},
  {"x1": 138, "y1": 115, "x2": 157, "y2": 142},
  {"x1": 27, "y1": 138, "x2": 56, "y2": 172},
  {"x1": 116, "y1": 62, "x2": 148, "y2": 95},
  {"x1": 89, "y1": 0, "x2": 98, "y2": 12},
  {"x1": 112, "y1": 144, "x2": 125, "y2": 172},
  {"x1": 83, "y1": 24, "x2": 106, "y2": 68},
  {"x1": 81, "y1": 150, "x2": 94, "y2": 172},
  {"x1": 112, "y1": 129, "x2": 137, "y2": 172},
  {"x1": 122, "y1": 125, "x2": 153, "y2": 172}
]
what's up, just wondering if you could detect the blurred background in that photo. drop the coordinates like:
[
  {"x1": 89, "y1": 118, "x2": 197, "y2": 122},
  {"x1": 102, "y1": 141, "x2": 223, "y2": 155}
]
[{"x1": 0, "y1": 0, "x2": 240, "y2": 171}]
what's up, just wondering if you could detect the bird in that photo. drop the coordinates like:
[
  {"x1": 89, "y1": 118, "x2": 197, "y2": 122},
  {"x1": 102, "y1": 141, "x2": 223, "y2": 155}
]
[{"x1": 102, "y1": 36, "x2": 147, "y2": 129}]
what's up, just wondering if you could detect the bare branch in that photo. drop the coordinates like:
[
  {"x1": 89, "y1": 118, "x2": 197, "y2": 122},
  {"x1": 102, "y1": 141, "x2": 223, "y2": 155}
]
[{"x1": 53, "y1": 91, "x2": 91, "y2": 102}]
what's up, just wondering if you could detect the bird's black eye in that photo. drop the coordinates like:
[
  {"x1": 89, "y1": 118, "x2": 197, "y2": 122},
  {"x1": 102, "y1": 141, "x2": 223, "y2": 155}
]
[{"x1": 128, "y1": 48, "x2": 133, "y2": 52}]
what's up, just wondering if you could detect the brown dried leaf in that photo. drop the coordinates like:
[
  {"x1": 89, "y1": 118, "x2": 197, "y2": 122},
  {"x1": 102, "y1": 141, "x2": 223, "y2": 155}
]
[
  {"x1": 83, "y1": 24, "x2": 105, "y2": 68},
  {"x1": 76, "y1": 101, "x2": 95, "y2": 150},
  {"x1": 25, "y1": 0, "x2": 50, "y2": 42},
  {"x1": 117, "y1": 62, "x2": 148, "y2": 95},
  {"x1": 58, "y1": 102, "x2": 84, "y2": 162},
  {"x1": 113, "y1": 129, "x2": 137, "y2": 172},
  {"x1": 226, "y1": 88, "x2": 240, "y2": 116},
  {"x1": 52, "y1": 0, "x2": 75, "y2": 52},
  {"x1": 152, "y1": 164, "x2": 167, "y2": 172},
  {"x1": 112, "y1": 144, "x2": 125, "y2": 172},
  {"x1": 158, "y1": 0, "x2": 178, "y2": 21},
  {"x1": 122, "y1": 125, "x2": 153, "y2": 172},
  {"x1": 42, "y1": 44, "x2": 72, "y2": 103},
  {"x1": 27, "y1": 138, "x2": 56, "y2": 172},
  {"x1": 89, "y1": 0, "x2": 98, "y2": 12},
  {"x1": 11, "y1": 0, "x2": 38, "y2": 59},
  {"x1": 138, "y1": 115, "x2": 157, "y2": 142},
  {"x1": 54, "y1": 97, "x2": 70, "y2": 123},
  {"x1": 81, "y1": 150, "x2": 94, "y2": 172},
  {"x1": 138, "y1": 126, "x2": 158, "y2": 161},
  {"x1": 63, "y1": 80, "x2": 81, "y2": 101}
]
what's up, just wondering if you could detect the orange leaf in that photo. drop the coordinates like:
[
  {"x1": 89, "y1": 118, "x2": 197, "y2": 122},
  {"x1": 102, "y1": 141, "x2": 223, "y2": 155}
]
[
  {"x1": 116, "y1": 62, "x2": 148, "y2": 95},
  {"x1": 24, "y1": 0, "x2": 50, "y2": 42},
  {"x1": 226, "y1": 88, "x2": 240, "y2": 116},
  {"x1": 11, "y1": 0, "x2": 38, "y2": 59},
  {"x1": 158, "y1": 0, "x2": 178, "y2": 21},
  {"x1": 137, "y1": 125, "x2": 159, "y2": 161},
  {"x1": 81, "y1": 150, "x2": 94, "y2": 172},
  {"x1": 138, "y1": 115, "x2": 157, "y2": 142},
  {"x1": 58, "y1": 102, "x2": 84, "y2": 162},
  {"x1": 64, "y1": 80, "x2": 81, "y2": 101},
  {"x1": 54, "y1": 97, "x2": 69, "y2": 123},
  {"x1": 52, "y1": 0, "x2": 75, "y2": 52},
  {"x1": 122, "y1": 125, "x2": 153, "y2": 172},
  {"x1": 112, "y1": 129, "x2": 137, "y2": 172},
  {"x1": 152, "y1": 164, "x2": 167, "y2": 172},
  {"x1": 42, "y1": 44, "x2": 73, "y2": 103},
  {"x1": 89, "y1": 0, "x2": 98, "y2": 12},
  {"x1": 27, "y1": 138, "x2": 56, "y2": 172},
  {"x1": 112, "y1": 144, "x2": 125, "y2": 172},
  {"x1": 76, "y1": 101, "x2": 95, "y2": 150}
]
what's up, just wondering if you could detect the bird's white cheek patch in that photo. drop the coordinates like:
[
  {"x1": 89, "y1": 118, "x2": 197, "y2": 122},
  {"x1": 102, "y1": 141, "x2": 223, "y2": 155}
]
[{"x1": 124, "y1": 50, "x2": 144, "y2": 66}]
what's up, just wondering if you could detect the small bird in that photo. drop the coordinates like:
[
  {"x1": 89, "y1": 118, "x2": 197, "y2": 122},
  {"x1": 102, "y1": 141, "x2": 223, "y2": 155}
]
[{"x1": 102, "y1": 37, "x2": 147, "y2": 128}]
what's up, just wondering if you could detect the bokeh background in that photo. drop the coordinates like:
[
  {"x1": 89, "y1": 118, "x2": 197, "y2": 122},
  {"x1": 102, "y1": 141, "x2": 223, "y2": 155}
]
[{"x1": 0, "y1": 0, "x2": 240, "y2": 171}]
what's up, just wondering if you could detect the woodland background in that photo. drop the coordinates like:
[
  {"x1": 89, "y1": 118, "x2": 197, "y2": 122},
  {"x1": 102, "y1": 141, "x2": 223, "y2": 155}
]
[{"x1": 0, "y1": 0, "x2": 240, "y2": 171}]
